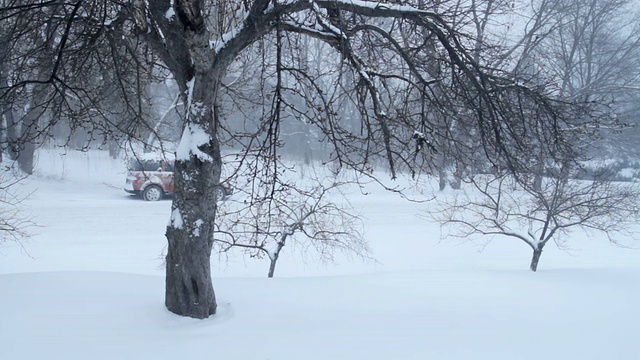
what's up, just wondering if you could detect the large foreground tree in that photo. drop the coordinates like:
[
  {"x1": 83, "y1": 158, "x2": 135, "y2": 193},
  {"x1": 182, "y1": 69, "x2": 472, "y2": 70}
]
[{"x1": 1, "y1": 1, "x2": 591, "y2": 318}]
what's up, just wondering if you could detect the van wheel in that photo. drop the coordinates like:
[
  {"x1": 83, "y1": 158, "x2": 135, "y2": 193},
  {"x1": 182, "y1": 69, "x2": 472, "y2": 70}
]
[
  {"x1": 143, "y1": 185, "x2": 163, "y2": 201},
  {"x1": 214, "y1": 185, "x2": 227, "y2": 202}
]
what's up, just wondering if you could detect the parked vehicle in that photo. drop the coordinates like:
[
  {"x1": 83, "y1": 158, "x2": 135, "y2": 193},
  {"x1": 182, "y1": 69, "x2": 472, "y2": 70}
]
[{"x1": 124, "y1": 155, "x2": 233, "y2": 201}]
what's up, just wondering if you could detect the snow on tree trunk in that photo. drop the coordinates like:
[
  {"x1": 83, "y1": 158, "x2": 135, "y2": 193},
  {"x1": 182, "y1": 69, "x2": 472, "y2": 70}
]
[
  {"x1": 164, "y1": 75, "x2": 221, "y2": 319},
  {"x1": 267, "y1": 236, "x2": 286, "y2": 278}
]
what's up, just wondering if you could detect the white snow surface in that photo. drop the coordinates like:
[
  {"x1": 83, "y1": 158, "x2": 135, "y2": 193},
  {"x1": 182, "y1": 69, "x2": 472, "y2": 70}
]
[{"x1": 1, "y1": 148, "x2": 639, "y2": 359}]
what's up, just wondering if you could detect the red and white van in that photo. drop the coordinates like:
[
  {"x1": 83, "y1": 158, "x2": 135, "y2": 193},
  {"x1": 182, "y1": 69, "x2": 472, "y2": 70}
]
[{"x1": 124, "y1": 154, "x2": 232, "y2": 201}]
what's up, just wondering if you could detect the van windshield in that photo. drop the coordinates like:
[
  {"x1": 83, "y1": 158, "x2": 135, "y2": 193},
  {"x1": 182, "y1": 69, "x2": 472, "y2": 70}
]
[{"x1": 129, "y1": 158, "x2": 169, "y2": 172}]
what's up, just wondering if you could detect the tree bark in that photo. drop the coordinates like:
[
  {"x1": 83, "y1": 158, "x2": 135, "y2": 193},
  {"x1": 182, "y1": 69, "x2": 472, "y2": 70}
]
[
  {"x1": 450, "y1": 162, "x2": 463, "y2": 190},
  {"x1": 267, "y1": 257, "x2": 278, "y2": 278},
  {"x1": 0, "y1": 70, "x2": 13, "y2": 162},
  {"x1": 17, "y1": 86, "x2": 48, "y2": 175},
  {"x1": 164, "y1": 72, "x2": 222, "y2": 318},
  {"x1": 16, "y1": 138, "x2": 35, "y2": 175},
  {"x1": 164, "y1": 132, "x2": 220, "y2": 317},
  {"x1": 530, "y1": 246, "x2": 543, "y2": 272},
  {"x1": 533, "y1": 154, "x2": 544, "y2": 192},
  {"x1": 438, "y1": 167, "x2": 447, "y2": 191},
  {"x1": 267, "y1": 234, "x2": 288, "y2": 278},
  {"x1": 165, "y1": 225, "x2": 217, "y2": 318}
]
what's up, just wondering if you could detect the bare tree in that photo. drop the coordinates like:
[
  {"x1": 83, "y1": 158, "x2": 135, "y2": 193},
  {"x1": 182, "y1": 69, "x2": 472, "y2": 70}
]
[
  {"x1": 430, "y1": 169, "x2": 640, "y2": 271},
  {"x1": 424, "y1": 0, "x2": 640, "y2": 270},
  {"x1": 535, "y1": 0, "x2": 640, "y2": 159},
  {"x1": 0, "y1": 1, "x2": 162, "y2": 171},
  {"x1": 215, "y1": 169, "x2": 369, "y2": 278}
]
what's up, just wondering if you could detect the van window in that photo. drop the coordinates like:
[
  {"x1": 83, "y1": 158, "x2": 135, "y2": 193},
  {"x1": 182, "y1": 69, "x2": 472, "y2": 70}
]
[
  {"x1": 128, "y1": 158, "x2": 144, "y2": 171},
  {"x1": 129, "y1": 158, "x2": 163, "y2": 172}
]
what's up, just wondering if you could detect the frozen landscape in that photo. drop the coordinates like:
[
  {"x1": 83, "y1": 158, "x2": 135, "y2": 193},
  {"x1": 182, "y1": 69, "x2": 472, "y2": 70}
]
[
  {"x1": 3, "y1": 0, "x2": 640, "y2": 359},
  {"x1": 0, "y1": 149, "x2": 639, "y2": 359}
]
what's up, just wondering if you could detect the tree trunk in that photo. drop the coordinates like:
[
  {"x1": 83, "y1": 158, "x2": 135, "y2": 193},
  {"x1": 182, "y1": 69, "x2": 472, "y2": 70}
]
[
  {"x1": 17, "y1": 97, "x2": 40, "y2": 175},
  {"x1": 533, "y1": 152, "x2": 544, "y2": 192},
  {"x1": 132, "y1": 0, "x2": 256, "y2": 319},
  {"x1": 267, "y1": 236, "x2": 287, "y2": 278},
  {"x1": 436, "y1": 152, "x2": 447, "y2": 191},
  {"x1": 16, "y1": 89, "x2": 47, "y2": 175},
  {"x1": 267, "y1": 257, "x2": 278, "y2": 278},
  {"x1": 1, "y1": 71, "x2": 11, "y2": 162},
  {"x1": 164, "y1": 75, "x2": 222, "y2": 319},
  {"x1": 530, "y1": 246, "x2": 543, "y2": 272},
  {"x1": 438, "y1": 167, "x2": 447, "y2": 191},
  {"x1": 165, "y1": 225, "x2": 217, "y2": 318},
  {"x1": 450, "y1": 162, "x2": 463, "y2": 190},
  {"x1": 4, "y1": 109, "x2": 19, "y2": 161},
  {"x1": 108, "y1": 137, "x2": 119, "y2": 159},
  {"x1": 16, "y1": 140, "x2": 35, "y2": 175}
]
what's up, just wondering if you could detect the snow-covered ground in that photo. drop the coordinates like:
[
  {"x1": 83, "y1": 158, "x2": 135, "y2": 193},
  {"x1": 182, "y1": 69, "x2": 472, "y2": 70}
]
[{"x1": 1, "y1": 149, "x2": 638, "y2": 359}]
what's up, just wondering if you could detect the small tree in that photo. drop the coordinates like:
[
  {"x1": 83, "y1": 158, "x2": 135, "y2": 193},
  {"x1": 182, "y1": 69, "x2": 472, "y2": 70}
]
[
  {"x1": 430, "y1": 169, "x2": 640, "y2": 271},
  {"x1": 214, "y1": 157, "x2": 369, "y2": 278}
]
